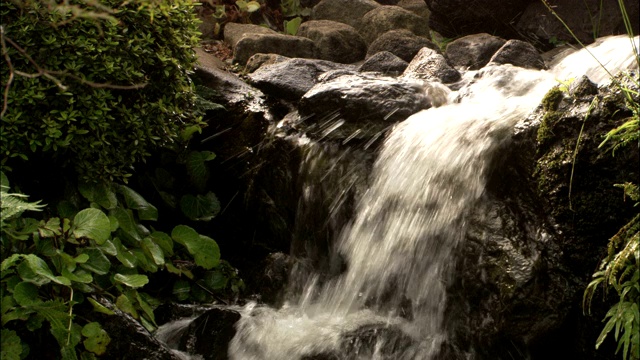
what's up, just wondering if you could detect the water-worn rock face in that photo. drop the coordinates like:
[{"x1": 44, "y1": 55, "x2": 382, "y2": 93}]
[
  {"x1": 248, "y1": 58, "x2": 356, "y2": 100},
  {"x1": 445, "y1": 33, "x2": 507, "y2": 70},
  {"x1": 359, "y1": 5, "x2": 431, "y2": 45},
  {"x1": 298, "y1": 72, "x2": 431, "y2": 140},
  {"x1": 403, "y1": 47, "x2": 461, "y2": 83},
  {"x1": 311, "y1": 0, "x2": 380, "y2": 29},
  {"x1": 359, "y1": 51, "x2": 409, "y2": 75},
  {"x1": 366, "y1": 29, "x2": 439, "y2": 62},
  {"x1": 446, "y1": 73, "x2": 639, "y2": 359},
  {"x1": 489, "y1": 39, "x2": 546, "y2": 70}
]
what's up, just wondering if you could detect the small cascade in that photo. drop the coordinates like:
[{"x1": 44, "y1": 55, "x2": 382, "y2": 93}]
[{"x1": 218, "y1": 35, "x2": 638, "y2": 360}]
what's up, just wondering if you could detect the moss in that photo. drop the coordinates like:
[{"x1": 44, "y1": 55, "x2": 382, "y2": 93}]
[{"x1": 541, "y1": 86, "x2": 565, "y2": 111}]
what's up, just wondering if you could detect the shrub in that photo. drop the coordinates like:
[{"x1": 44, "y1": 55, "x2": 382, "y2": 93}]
[{"x1": 1, "y1": 0, "x2": 204, "y2": 182}]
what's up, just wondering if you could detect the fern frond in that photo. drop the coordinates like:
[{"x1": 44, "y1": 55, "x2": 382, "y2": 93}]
[{"x1": 0, "y1": 186, "x2": 44, "y2": 227}]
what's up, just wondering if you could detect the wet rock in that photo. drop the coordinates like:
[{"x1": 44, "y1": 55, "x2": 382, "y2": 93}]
[
  {"x1": 341, "y1": 324, "x2": 416, "y2": 359},
  {"x1": 447, "y1": 72, "x2": 640, "y2": 359},
  {"x1": 403, "y1": 47, "x2": 461, "y2": 83},
  {"x1": 233, "y1": 33, "x2": 318, "y2": 65},
  {"x1": 359, "y1": 51, "x2": 409, "y2": 75},
  {"x1": 425, "y1": 0, "x2": 532, "y2": 39},
  {"x1": 89, "y1": 297, "x2": 182, "y2": 360},
  {"x1": 155, "y1": 303, "x2": 212, "y2": 326},
  {"x1": 516, "y1": 0, "x2": 640, "y2": 47},
  {"x1": 248, "y1": 58, "x2": 356, "y2": 101},
  {"x1": 176, "y1": 307, "x2": 242, "y2": 360},
  {"x1": 445, "y1": 33, "x2": 506, "y2": 70},
  {"x1": 245, "y1": 53, "x2": 289, "y2": 73},
  {"x1": 358, "y1": 5, "x2": 431, "y2": 45},
  {"x1": 489, "y1": 39, "x2": 546, "y2": 69},
  {"x1": 366, "y1": 29, "x2": 439, "y2": 62},
  {"x1": 195, "y1": 48, "x2": 268, "y2": 113},
  {"x1": 568, "y1": 75, "x2": 598, "y2": 98},
  {"x1": 298, "y1": 72, "x2": 431, "y2": 140},
  {"x1": 248, "y1": 252, "x2": 295, "y2": 305},
  {"x1": 311, "y1": 0, "x2": 380, "y2": 29},
  {"x1": 298, "y1": 20, "x2": 367, "y2": 64}
]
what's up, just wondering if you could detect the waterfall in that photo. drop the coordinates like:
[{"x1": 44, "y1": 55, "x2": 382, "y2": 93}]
[{"x1": 227, "y1": 35, "x2": 639, "y2": 360}]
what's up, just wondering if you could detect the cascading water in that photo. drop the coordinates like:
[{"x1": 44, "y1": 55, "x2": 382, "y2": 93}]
[{"x1": 224, "y1": 35, "x2": 639, "y2": 360}]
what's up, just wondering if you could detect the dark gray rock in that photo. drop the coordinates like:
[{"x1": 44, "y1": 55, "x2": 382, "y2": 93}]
[
  {"x1": 233, "y1": 33, "x2": 318, "y2": 65},
  {"x1": 248, "y1": 58, "x2": 356, "y2": 101},
  {"x1": 223, "y1": 22, "x2": 278, "y2": 48},
  {"x1": 568, "y1": 75, "x2": 598, "y2": 98},
  {"x1": 489, "y1": 39, "x2": 546, "y2": 69},
  {"x1": 447, "y1": 72, "x2": 640, "y2": 359},
  {"x1": 298, "y1": 20, "x2": 367, "y2": 63},
  {"x1": 366, "y1": 29, "x2": 439, "y2": 62},
  {"x1": 359, "y1": 51, "x2": 409, "y2": 75},
  {"x1": 403, "y1": 47, "x2": 461, "y2": 83},
  {"x1": 398, "y1": 0, "x2": 431, "y2": 17},
  {"x1": 244, "y1": 53, "x2": 289, "y2": 73},
  {"x1": 311, "y1": 0, "x2": 380, "y2": 29},
  {"x1": 445, "y1": 33, "x2": 506, "y2": 70},
  {"x1": 195, "y1": 48, "x2": 268, "y2": 114},
  {"x1": 89, "y1": 297, "x2": 182, "y2": 360},
  {"x1": 425, "y1": 0, "x2": 532, "y2": 39},
  {"x1": 516, "y1": 0, "x2": 640, "y2": 47},
  {"x1": 358, "y1": 5, "x2": 431, "y2": 45},
  {"x1": 175, "y1": 308, "x2": 241, "y2": 360},
  {"x1": 298, "y1": 72, "x2": 431, "y2": 140}
]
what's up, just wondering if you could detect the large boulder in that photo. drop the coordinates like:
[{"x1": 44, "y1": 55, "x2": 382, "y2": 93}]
[
  {"x1": 397, "y1": 0, "x2": 431, "y2": 17},
  {"x1": 447, "y1": 73, "x2": 639, "y2": 359},
  {"x1": 516, "y1": 0, "x2": 640, "y2": 47},
  {"x1": 223, "y1": 22, "x2": 278, "y2": 48},
  {"x1": 358, "y1": 5, "x2": 431, "y2": 45},
  {"x1": 174, "y1": 308, "x2": 241, "y2": 360},
  {"x1": 298, "y1": 72, "x2": 432, "y2": 140},
  {"x1": 359, "y1": 51, "x2": 409, "y2": 75},
  {"x1": 311, "y1": 0, "x2": 380, "y2": 29},
  {"x1": 248, "y1": 58, "x2": 356, "y2": 100},
  {"x1": 233, "y1": 33, "x2": 318, "y2": 65},
  {"x1": 244, "y1": 53, "x2": 289, "y2": 73},
  {"x1": 489, "y1": 39, "x2": 546, "y2": 69},
  {"x1": 366, "y1": 29, "x2": 439, "y2": 62},
  {"x1": 425, "y1": 0, "x2": 533, "y2": 39},
  {"x1": 403, "y1": 47, "x2": 461, "y2": 83},
  {"x1": 445, "y1": 33, "x2": 506, "y2": 70},
  {"x1": 297, "y1": 20, "x2": 367, "y2": 64}
]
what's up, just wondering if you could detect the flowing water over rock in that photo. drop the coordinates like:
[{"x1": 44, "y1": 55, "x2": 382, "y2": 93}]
[{"x1": 171, "y1": 36, "x2": 639, "y2": 360}]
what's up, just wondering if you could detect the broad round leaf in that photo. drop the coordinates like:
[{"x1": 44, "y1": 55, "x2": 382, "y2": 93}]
[
  {"x1": 113, "y1": 273, "x2": 149, "y2": 288},
  {"x1": 73, "y1": 208, "x2": 111, "y2": 244},
  {"x1": 78, "y1": 249, "x2": 110, "y2": 275},
  {"x1": 13, "y1": 282, "x2": 41, "y2": 307},
  {"x1": 82, "y1": 322, "x2": 111, "y2": 355},
  {"x1": 1, "y1": 329, "x2": 23, "y2": 360}
]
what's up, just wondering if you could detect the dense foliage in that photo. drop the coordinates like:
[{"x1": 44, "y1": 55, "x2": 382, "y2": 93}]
[
  {"x1": 1, "y1": 173, "x2": 242, "y2": 359},
  {"x1": 1, "y1": 0, "x2": 203, "y2": 182}
]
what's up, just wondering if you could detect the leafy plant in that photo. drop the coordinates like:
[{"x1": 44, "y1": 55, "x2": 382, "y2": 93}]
[
  {"x1": 1, "y1": 174, "x2": 242, "y2": 359},
  {"x1": 1, "y1": 0, "x2": 204, "y2": 183}
]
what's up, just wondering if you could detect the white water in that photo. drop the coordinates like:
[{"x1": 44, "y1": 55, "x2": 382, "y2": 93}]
[{"x1": 228, "y1": 36, "x2": 639, "y2": 360}]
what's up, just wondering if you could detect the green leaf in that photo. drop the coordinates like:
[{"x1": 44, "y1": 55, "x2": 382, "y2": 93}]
[
  {"x1": 113, "y1": 238, "x2": 137, "y2": 268},
  {"x1": 113, "y1": 273, "x2": 149, "y2": 288},
  {"x1": 246, "y1": 0, "x2": 261, "y2": 12},
  {"x1": 115, "y1": 294, "x2": 138, "y2": 318},
  {"x1": 203, "y1": 270, "x2": 228, "y2": 290},
  {"x1": 98, "y1": 239, "x2": 118, "y2": 256},
  {"x1": 186, "y1": 151, "x2": 212, "y2": 191},
  {"x1": 117, "y1": 185, "x2": 158, "y2": 221},
  {"x1": 172, "y1": 280, "x2": 190, "y2": 301},
  {"x1": 171, "y1": 226, "x2": 220, "y2": 269},
  {"x1": 1, "y1": 329, "x2": 23, "y2": 360},
  {"x1": 110, "y1": 207, "x2": 140, "y2": 242},
  {"x1": 79, "y1": 183, "x2": 117, "y2": 210},
  {"x1": 18, "y1": 255, "x2": 69, "y2": 285},
  {"x1": 87, "y1": 297, "x2": 114, "y2": 316},
  {"x1": 135, "y1": 291, "x2": 155, "y2": 325},
  {"x1": 82, "y1": 322, "x2": 110, "y2": 355},
  {"x1": 73, "y1": 208, "x2": 111, "y2": 244},
  {"x1": 284, "y1": 16, "x2": 303, "y2": 35},
  {"x1": 179, "y1": 192, "x2": 221, "y2": 221},
  {"x1": 13, "y1": 282, "x2": 41, "y2": 307},
  {"x1": 78, "y1": 249, "x2": 110, "y2": 275},
  {"x1": 62, "y1": 268, "x2": 93, "y2": 284},
  {"x1": 141, "y1": 237, "x2": 165, "y2": 266},
  {"x1": 149, "y1": 231, "x2": 173, "y2": 256}
]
